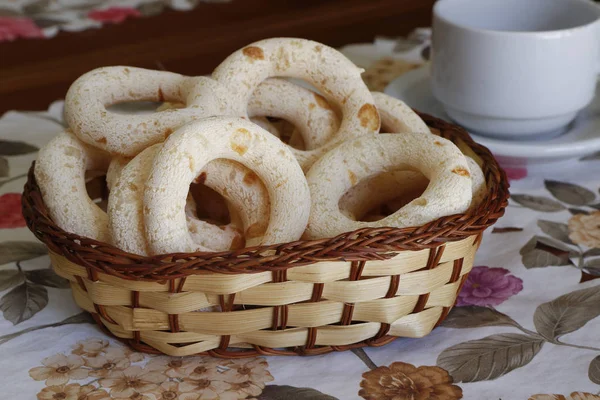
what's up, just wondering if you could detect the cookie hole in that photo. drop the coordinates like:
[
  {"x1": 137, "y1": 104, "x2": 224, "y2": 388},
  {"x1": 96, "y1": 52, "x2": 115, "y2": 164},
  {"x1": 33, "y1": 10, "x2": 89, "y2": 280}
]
[
  {"x1": 106, "y1": 101, "x2": 184, "y2": 114},
  {"x1": 379, "y1": 122, "x2": 394, "y2": 134},
  {"x1": 339, "y1": 170, "x2": 429, "y2": 222},
  {"x1": 85, "y1": 170, "x2": 109, "y2": 212},
  {"x1": 188, "y1": 181, "x2": 231, "y2": 226}
]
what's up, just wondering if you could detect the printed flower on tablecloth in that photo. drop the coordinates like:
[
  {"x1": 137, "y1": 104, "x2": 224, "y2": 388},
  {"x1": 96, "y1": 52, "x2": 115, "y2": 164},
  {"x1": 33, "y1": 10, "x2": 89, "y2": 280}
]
[
  {"x1": 568, "y1": 211, "x2": 600, "y2": 249},
  {"x1": 85, "y1": 349, "x2": 131, "y2": 378},
  {"x1": 182, "y1": 357, "x2": 225, "y2": 381},
  {"x1": 104, "y1": 346, "x2": 145, "y2": 363},
  {"x1": 504, "y1": 166, "x2": 528, "y2": 181},
  {"x1": 88, "y1": 7, "x2": 141, "y2": 24},
  {"x1": 359, "y1": 361, "x2": 462, "y2": 400},
  {"x1": 0, "y1": 193, "x2": 27, "y2": 228},
  {"x1": 147, "y1": 381, "x2": 201, "y2": 400},
  {"x1": 147, "y1": 356, "x2": 204, "y2": 379},
  {"x1": 456, "y1": 266, "x2": 523, "y2": 307},
  {"x1": 227, "y1": 380, "x2": 265, "y2": 399},
  {"x1": 220, "y1": 358, "x2": 274, "y2": 388},
  {"x1": 99, "y1": 365, "x2": 166, "y2": 398},
  {"x1": 29, "y1": 354, "x2": 88, "y2": 386},
  {"x1": 72, "y1": 339, "x2": 143, "y2": 364},
  {"x1": 178, "y1": 378, "x2": 233, "y2": 399},
  {"x1": 72, "y1": 338, "x2": 110, "y2": 357},
  {"x1": 37, "y1": 384, "x2": 110, "y2": 400},
  {"x1": 0, "y1": 17, "x2": 44, "y2": 42},
  {"x1": 529, "y1": 393, "x2": 600, "y2": 400}
]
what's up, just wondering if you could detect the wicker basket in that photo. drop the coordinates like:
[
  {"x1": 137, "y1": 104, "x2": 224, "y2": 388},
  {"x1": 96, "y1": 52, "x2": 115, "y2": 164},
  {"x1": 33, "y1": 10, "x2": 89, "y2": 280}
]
[{"x1": 21, "y1": 113, "x2": 509, "y2": 358}]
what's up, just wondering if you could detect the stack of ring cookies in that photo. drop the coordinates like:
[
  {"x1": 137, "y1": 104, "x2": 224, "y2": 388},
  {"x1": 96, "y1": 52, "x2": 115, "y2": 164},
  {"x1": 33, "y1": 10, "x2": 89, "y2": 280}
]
[{"x1": 35, "y1": 37, "x2": 487, "y2": 258}]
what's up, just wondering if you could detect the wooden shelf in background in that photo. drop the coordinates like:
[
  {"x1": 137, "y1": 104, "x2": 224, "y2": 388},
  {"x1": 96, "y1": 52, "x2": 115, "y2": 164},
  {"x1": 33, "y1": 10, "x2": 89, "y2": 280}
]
[{"x1": 0, "y1": 0, "x2": 434, "y2": 113}]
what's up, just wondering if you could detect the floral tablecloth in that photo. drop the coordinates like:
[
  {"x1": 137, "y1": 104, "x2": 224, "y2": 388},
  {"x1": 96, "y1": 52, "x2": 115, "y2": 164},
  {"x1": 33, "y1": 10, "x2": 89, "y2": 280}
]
[
  {"x1": 0, "y1": 0, "x2": 231, "y2": 42},
  {"x1": 1, "y1": 33, "x2": 599, "y2": 400}
]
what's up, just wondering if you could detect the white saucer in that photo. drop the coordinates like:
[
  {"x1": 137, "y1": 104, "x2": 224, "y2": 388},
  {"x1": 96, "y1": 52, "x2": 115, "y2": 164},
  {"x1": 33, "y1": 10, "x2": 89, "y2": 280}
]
[{"x1": 384, "y1": 65, "x2": 600, "y2": 168}]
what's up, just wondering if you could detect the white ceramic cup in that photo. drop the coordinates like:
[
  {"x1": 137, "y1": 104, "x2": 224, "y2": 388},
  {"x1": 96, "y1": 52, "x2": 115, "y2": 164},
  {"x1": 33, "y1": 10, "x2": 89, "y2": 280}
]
[{"x1": 431, "y1": 0, "x2": 600, "y2": 139}]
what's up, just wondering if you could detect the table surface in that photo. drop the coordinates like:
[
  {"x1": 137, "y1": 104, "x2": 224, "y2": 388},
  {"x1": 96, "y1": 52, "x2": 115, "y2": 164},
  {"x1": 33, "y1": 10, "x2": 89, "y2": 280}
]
[{"x1": 1, "y1": 30, "x2": 600, "y2": 400}]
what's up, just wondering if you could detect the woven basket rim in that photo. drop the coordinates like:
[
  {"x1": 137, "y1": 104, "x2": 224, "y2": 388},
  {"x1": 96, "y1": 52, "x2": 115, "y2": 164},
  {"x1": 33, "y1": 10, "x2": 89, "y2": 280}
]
[{"x1": 22, "y1": 112, "x2": 509, "y2": 280}]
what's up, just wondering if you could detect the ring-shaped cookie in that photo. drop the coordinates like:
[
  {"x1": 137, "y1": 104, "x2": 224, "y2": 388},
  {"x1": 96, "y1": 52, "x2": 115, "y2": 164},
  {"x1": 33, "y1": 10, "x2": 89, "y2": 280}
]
[
  {"x1": 34, "y1": 131, "x2": 111, "y2": 241},
  {"x1": 65, "y1": 67, "x2": 232, "y2": 156},
  {"x1": 104, "y1": 131, "x2": 272, "y2": 249},
  {"x1": 108, "y1": 145, "x2": 244, "y2": 255},
  {"x1": 106, "y1": 156, "x2": 130, "y2": 190},
  {"x1": 248, "y1": 78, "x2": 339, "y2": 150},
  {"x1": 339, "y1": 170, "x2": 429, "y2": 220},
  {"x1": 340, "y1": 156, "x2": 487, "y2": 221},
  {"x1": 108, "y1": 155, "x2": 247, "y2": 253},
  {"x1": 199, "y1": 160, "x2": 271, "y2": 247},
  {"x1": 465, "y1": 157, "x2": 487, "y2": 210},
  {"x1": 304, "y1": 133, "x2": 473, "y2": 239},
  {"x1": 372, "y1": 92, "x2": 487, "y2": 210},
  {"x1": 144, "y1": 117, "x2": 310, "y2": 254},
  {"x1": 372, "y1": 92, "x2": 430, "y2": 134},
  {"x1": 212, "y1": 38, "x2": 379, "y2": 170}
]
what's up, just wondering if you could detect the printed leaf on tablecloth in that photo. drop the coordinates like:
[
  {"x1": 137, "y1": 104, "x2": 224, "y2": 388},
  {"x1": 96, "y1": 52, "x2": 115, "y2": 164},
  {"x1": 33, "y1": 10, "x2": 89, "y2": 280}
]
[
  {"x1": 22, "y1": 0, "x2": 54, "y2": 15},
  {"x1": 0, "y1": 157, "x2": 8, "y2": 177},
  {"x1": 580, "y1": 272, "x2": 600, "y2": 284},
  {"x1": 581, "y1": 151, "x2": 600, "y2": 161},
  {"x1": 441, "y1": 306, "x2": 517, "y2": 329},
  {"x1": 511, "y1": 194, "x2": 566, "y2": 212},
  {"x1": 138, "y1": 1, "x2": 166, "y2": 16},
  {"x1": 19, "y1": 110, "x2": 66, "y2": 127},
  {"x1": 569, "y1": 208, "x2": 590, "y2": 215},
  {"x1": 32, "y1": 18, "x2": 66, "y2": 28},
  {"x1": 421, "y1": 46, "x2": 431, "y2": 61},
  {"x1": 437, "y1": 333, "x2": 545, "y2": 382},
  {"x1": 57, "y1": 312, "x2": 94, "y2": 325},
  {"x1": 0, "y1": 242, "x2": 47, "y2": 266},
  {"x1": 0, "y1": 140, "x2": 39, "y2": 156},
  {"x1": 533, "y1": 285, "x2": 600, "y2": 342},
  {"x1": 537, "y1": 220, "x2": 574, "y2": 245},
  {"x1": 589, "y1": 356, "x2": 600, "y2": 385},
  {"x1": 545, "y1": 180, "x2": 596, "y2": 206},
  {"x1": 0, "y1": 9, "x2": 22, "y2": 17},
  {"x1": 584, "y1": 249, "x2": 600, "y2": 257},
  {"x1": 492, "y1": 227, "x2": 524, "y2": 234},
  {"x1": 0, "y1": 179, "x2": 23, "y2": 190},
  {"x1": 520, "y1": 236, "x2": 576, "y2": 268},
  {"x1": 258, "y1": 385, "x2": 339, "y2": 399},
  {"x1": 0, "y1": 282, "x2": 48, "y2": 325},
  {"x1": 0, "y1": 270, "x2": 24, "y2": 292},
  {"x1": 25, "y1": 269, "x2": 70, "y2": 289},
  {"x1": 0, "y1": 312, "x2": 93, "y2": 346},
  {"x1": 583, "y1": 259, "x2": 600, "y2": 276}
]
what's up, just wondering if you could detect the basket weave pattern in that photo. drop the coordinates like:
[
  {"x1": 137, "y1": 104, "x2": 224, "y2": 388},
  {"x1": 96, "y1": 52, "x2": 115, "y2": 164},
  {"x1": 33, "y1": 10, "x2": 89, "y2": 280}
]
[{"x1": 22, "y1": 114, "x2": 509, "y2": 357}]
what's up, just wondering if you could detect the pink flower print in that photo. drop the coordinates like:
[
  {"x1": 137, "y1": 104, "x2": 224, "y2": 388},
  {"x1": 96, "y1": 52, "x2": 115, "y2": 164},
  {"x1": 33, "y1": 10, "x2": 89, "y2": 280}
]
[
  {"x1": 0, "y1": 17, "x2": 44, "y2": 42},
  {"x1": 88, "y1": 7, "x2": 141, "y2": 24},
  {"x1": 457, "y1": 266, "x2": 523, "y2": 307}
]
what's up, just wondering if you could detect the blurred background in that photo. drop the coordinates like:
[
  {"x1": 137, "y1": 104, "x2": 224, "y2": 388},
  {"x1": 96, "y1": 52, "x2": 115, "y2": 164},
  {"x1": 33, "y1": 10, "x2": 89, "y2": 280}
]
[{"x1": 0, "y1": 0, "x2": 436, "y2": 113}]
